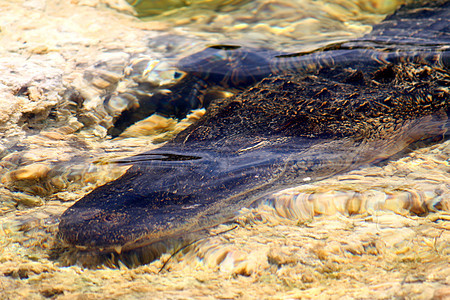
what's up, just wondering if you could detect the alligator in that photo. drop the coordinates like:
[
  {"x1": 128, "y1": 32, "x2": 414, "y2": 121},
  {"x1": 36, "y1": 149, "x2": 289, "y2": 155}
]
[{"x1": 58, "y1": 0, "x2": 450, "y2": 266}]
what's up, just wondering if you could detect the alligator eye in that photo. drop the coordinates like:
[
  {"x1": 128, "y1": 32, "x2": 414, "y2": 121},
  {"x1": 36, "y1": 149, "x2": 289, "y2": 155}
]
[
  {"x1": 209, "y1": 45, "x2": 241, "y2": 50},
  {"x1": 173, "y1": 71, "x2": 183, "y2": 79}
]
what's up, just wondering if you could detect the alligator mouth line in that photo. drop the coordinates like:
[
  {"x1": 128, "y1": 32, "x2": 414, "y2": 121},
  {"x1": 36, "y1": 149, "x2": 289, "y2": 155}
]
[{"x1": 117, "y1": 153, "x2": 203, "y2": 163}]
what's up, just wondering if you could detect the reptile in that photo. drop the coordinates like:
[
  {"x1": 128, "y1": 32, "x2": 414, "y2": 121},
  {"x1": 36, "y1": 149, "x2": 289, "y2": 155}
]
[{"x1": 58, "y1": 0, "x2": 449, "y2": 265}]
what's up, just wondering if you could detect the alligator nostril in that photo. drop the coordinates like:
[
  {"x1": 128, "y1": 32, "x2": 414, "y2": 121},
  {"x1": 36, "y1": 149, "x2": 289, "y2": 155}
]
[{"x1": 102, "y1": 212, "x2": 127, "y2": 223}]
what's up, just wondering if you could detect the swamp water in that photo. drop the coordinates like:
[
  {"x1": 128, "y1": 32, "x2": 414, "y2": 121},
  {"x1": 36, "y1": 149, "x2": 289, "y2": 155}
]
[{"x1": 0, "y1": 0, "x2": 448, "y2": 298}]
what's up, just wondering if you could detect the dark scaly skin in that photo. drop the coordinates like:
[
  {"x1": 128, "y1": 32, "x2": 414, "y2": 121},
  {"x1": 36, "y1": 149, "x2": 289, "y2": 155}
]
[
  {"x1": 58, "y1": 1, "x2": 450, "y2": 259},
  {"x1": 109, "y1": 1, "x2": 449, "y2": 136}
]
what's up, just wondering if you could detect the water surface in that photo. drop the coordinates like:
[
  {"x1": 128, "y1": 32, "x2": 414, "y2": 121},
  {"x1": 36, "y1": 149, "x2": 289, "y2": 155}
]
[{"x1": 0, "y1": 0, "x2": 448, "y2": 298}]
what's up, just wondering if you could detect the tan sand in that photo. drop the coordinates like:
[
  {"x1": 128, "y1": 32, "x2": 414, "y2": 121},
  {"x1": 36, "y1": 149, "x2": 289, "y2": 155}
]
[{"x1": 0, "y1": 0, "x2": 448, "y2": 299}]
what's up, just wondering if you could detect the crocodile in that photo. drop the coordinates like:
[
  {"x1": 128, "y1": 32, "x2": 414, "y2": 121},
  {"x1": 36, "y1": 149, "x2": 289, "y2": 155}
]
[{"x1": 58, "y1": 0, "x2": 450, "y2": 265}]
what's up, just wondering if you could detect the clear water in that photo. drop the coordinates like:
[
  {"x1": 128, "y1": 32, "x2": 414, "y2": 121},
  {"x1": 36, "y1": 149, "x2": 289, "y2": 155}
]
[{"x1": 0, "y1": 0, "x2": 448, "y2": 297}]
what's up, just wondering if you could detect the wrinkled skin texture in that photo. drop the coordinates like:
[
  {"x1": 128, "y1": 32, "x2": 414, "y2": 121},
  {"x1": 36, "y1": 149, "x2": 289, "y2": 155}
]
[
  {"x1": 59, "y1": 1, "x2": 450, "y2": 259},
  {"x1": 108, "y1": 0, "x2": 449, "y2": 136}
]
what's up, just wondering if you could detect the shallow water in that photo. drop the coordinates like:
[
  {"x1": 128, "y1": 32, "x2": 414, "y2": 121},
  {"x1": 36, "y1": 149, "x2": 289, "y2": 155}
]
[{"x1": 0, "y1": 0, "x2": 449, "y2": 299}]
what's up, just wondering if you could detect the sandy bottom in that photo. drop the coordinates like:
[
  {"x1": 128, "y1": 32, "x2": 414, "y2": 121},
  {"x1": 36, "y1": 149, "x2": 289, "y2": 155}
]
[{"x1": 0, "y1": 0, "x2": 449, "y2": 299}]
